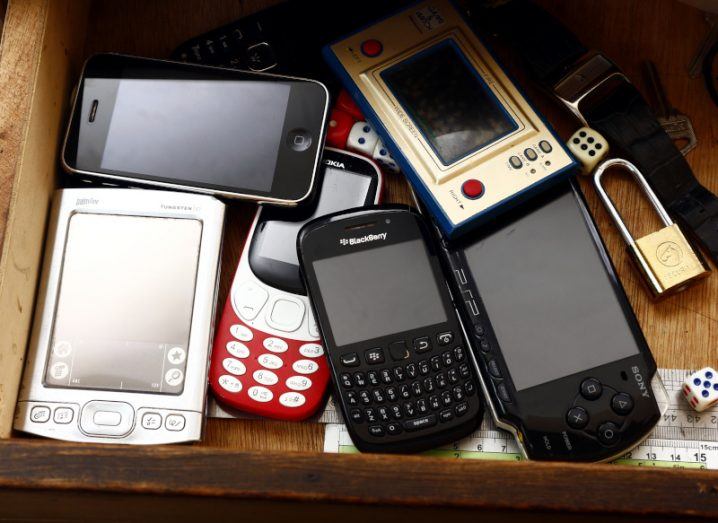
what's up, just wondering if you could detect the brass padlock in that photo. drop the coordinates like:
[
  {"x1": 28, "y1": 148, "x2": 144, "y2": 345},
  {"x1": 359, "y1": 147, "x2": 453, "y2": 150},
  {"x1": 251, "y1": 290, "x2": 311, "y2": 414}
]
[{"x1": 594, "y1": 158, "x2": 710, "y2": 299}]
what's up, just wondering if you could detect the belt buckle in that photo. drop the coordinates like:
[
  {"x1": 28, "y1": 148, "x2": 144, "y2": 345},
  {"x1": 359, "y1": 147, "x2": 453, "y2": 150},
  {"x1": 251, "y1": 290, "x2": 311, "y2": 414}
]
[{"x1": 553, "y1": 52, "x2": 630, "y2": 125}]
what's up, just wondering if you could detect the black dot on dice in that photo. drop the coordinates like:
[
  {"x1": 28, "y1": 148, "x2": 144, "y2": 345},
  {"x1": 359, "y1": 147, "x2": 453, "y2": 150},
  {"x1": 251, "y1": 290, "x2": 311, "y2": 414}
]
[
  {"x1": 579, "y1": 131, "x2": 587, "y2": 137},
  {"x1": 589, "y1": 150, "x2": 596, "y2": 156},
  {"x1": 595, "y1": 143, "x2": 603, "y2": 150},
  {"x1": 581, "y1": 144, "x2": 588, "y2": 150},
  {"x1": 573, "y1": 138, "x2": 580, "y2": 144},
  {"x1": 587, "y1": 137, "x2": 595, "y2": 143}
]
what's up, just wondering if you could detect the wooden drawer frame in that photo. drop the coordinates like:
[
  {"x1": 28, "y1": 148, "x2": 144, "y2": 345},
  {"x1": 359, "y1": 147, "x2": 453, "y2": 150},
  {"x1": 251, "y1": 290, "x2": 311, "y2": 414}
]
[{"x1": 1, "y1": 0, "x2": 718, "y2": 520}]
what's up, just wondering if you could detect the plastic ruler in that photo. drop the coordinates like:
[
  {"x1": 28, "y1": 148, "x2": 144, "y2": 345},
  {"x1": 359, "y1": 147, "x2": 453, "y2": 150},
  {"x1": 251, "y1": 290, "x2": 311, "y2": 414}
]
[{"x1": 323, "y1": 368, "x2": 718, "y2": 468}]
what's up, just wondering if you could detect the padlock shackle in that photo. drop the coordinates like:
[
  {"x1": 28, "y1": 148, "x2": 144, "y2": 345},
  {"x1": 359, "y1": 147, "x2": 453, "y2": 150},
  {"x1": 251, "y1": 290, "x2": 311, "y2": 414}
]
[{"x1": 593, "y1": 158, "x2": 673, "y2": 246}]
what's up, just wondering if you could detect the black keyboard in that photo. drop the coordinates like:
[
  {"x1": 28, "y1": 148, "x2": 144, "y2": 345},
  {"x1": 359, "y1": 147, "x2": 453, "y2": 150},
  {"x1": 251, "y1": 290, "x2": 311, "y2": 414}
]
[{"x1": 335, "y1": 330, "x2": 482, "y2": 451}]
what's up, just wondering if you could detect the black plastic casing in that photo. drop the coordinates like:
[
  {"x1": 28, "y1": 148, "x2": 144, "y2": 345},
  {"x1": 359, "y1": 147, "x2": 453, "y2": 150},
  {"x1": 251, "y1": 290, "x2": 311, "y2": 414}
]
[
  {"x1": 440, "y1": 180, "x2": 661, "y2": 461},
  {"x1": 298, "y1": 206, "x2": 483, "y2": 453}
]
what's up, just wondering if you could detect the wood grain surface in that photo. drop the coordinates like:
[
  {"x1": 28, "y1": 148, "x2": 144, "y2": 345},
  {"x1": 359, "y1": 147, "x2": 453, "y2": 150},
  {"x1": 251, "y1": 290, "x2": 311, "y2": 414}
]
[{"x1": 1, "y1": 0, "x2": 718, "y2": 461}]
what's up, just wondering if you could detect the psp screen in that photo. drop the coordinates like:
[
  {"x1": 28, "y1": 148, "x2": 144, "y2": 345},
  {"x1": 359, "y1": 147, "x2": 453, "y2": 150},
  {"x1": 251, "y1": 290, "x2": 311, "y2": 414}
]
[{"x1": 381, "y1": 39, "x2": 518, "y2": 165}]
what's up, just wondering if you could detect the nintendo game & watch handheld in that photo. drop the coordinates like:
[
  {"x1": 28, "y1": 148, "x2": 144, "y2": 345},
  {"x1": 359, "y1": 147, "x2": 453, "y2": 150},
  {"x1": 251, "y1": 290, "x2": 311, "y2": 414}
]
[{"x1": 323, "y1": 0, "x2": 576, "y2": 238}]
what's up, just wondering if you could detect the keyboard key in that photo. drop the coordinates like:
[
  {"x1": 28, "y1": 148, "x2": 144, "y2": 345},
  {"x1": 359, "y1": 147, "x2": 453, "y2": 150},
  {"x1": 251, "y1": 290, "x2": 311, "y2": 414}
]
[
  {"x1": 389, "y1": 341, "x2": 410, "y2": 361},
  {"x1": 441, "y1": 391, "x2": 452, "y2": 406},
  {"x1": 340, "y1": 373, "x2": 352, "y2": 389},
  {"x1": 448, "y1": 368, "x2": 459, "y2": 384},
  {"x1": 454, "y1": 346, "x2": 466, "y2": 362},
  {"x1": 380, "y1": 369, "x2": 393, "y2": 384},
  {"x1": 390, "y1": 404, "x2": 403, "y2": 420},
  {"x1": 386, "y1": 422, "x2": 403, "y2": 435},
  {"x1": 386, "y1": 386, "x2": 398, "y2": 402},
  {"x1": 372, "y1": 388, "x2": 385, "y2": 403},
  {"x1": 365, "y1": 408, "x2": 377, "y2": 423},
  {"x1": 429, "y1": 395, "x2": 441, "y2": 410},
  {"x1": 354, "y1": 372, "x2": 366, "y2": 387},
  {"x1": 359, "y1": 390, "x2": 371, "y2": 405},
  {"x1": 346, "y1": 391, "x2": 358, "y2": 406},
  {"x1": 417, "y1": 398, "x2": 429, "y2": 414},
  {"x1": 459, "y1": 363, "x2": 471, "y2": 378},
  {"x1": 439, "y1": 409, "x2": 454, "y2": 423},
  {"x1": 455, "y1": 402, "x2": 469, "y2": 417},
  {"x1": 367, "y1": 371, "x2": 380, "y2": 386},
  {"x1": 403, "y1": 414, "x2": 437, "y2": 431},
  {"x1": 365, "y1": 348, "x2": 385, "y2": 365},
  {"x1": 419, "y1": 360, "x2": 430, "y2": 376},
  {"x1": 442, "y1": 351, "x2": 454, "y2": 367},
  {"x1": 453, "y1": 385, "x2": 465, "y2": 402},
  {"x1": 414, "y1": 336, "x2": 431, "y2": 353},
  {"x1": 368, "y1": 425, "x2": 385, "y2": 437},
  {"x1": 406, "y1": 363, "x2": 418, "y2": 379},
  {"x1": 430, "y1": 356, "x2": 442, "y2": 371},
  {"x1": 411, "y1": 381, "x2": 422, "y2": 397},
  {"x1": 378, "y1": 406, "x2": 391, "y2": 422},
  {"x1": 341, "y1": 352, "x2": 360, "y2": 367},
  {"x1": 435, "y1": 373, "x2": 447, "y2": 389},
  {"x1": 423, "y1": 378, "x2": 435, "y2": 393},
  {"x1": 393, "y1": 366, "x2": 406, "y2": 382},
  {"x1": 400, "y1": 384, "x2": 411, "y2": 399},
  {"x1": 465, "y1": 380, "x2": 477, "y2": 396},
  {"x1": 437, "y1": 331, "x2": 454, "y2": 346},
  {"x1": 350, "y1": 409, "x2": 363, "y2": 423},
  {"x1": 404, "y1": 402, "x2": 416, "y2": 417}
]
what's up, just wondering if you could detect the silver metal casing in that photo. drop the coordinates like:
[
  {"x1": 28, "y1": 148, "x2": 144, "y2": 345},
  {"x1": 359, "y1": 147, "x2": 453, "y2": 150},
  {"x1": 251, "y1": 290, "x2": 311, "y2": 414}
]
[{"x1": 14, "y1": 188, "x2": 225, "y2": 444}]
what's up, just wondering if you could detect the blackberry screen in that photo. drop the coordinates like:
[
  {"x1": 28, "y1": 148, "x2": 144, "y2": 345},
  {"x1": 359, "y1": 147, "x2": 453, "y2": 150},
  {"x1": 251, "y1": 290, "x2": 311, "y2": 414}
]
[{"x1": 381, "y1": 39, "x2": 518, "y2": 165}]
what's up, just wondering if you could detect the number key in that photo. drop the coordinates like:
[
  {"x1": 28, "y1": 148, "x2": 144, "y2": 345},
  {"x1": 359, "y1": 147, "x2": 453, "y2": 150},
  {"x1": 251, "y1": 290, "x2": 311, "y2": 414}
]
[
  {"x1": 365, "y1": 408, "x2": 377, "y2": 423},
  {"x1": 377, "y1": 406, "x2": 390, "y2": 422},
  {"x1": 354, "y1": 372, "x2": 367, "y2": 387},
  {"x1": 386, "y1": 386, "x2": 398, "y2": 402},
  {"x1": 390, "y1": 404, "x2": 403, "y2": 420},
  {"x1": 359, "y1": 390, "x2": 372, "y2": 405},
  {"x1": 368, "y1": 370, "x2": 380, "y2": 386},
  {"x1": 380, "y1": 369, "x2": 393, "y2": 384}
]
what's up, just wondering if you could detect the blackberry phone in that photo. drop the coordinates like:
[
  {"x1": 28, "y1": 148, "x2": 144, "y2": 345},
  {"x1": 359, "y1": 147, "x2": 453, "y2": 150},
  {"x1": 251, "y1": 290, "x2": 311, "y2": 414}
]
[
  {"x1": 298, "y1": 206, "x2": 482, "y2": 453},
  {"x1": 210, "y1": 149, "x2": 382, "y2": 421},
  {"x1": 443, "y1": 180, "x2": 667, "y2": 461},
  {"x1": 62, "y1": 53, "x2": 329, "y2": 205},
  {"x1": 171, "y1": 0, "x2": 411, "y2": 92}
]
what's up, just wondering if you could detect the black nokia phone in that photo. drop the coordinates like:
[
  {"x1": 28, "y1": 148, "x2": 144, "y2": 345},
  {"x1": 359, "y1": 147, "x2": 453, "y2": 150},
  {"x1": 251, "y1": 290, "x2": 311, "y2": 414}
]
[
  {"x1": 443, "y1": 180, "x2": 667, "y2": 462},
  {"x1": 62, "y1": 53, "x2": 329, "y2": 205},
  {"x1": 171, "y1": 0, "x2": 411, "y2": 92},
  {"x1": 298, "y1": 206, "x2": 482, "y2": 453}
]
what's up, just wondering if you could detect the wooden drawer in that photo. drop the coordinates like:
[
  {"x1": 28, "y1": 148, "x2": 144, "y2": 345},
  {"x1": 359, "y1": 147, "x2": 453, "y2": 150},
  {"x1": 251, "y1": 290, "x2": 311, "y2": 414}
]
[{"x1": 0, "y1": 0, "x2": 717, "y2": 520}]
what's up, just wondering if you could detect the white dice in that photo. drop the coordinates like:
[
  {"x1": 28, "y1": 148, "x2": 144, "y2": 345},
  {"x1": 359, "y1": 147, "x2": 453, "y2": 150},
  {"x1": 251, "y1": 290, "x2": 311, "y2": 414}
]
[
  {"x1": 567, "y1": 127, "x2": 609, "y2": 174},
  {"x1": 372, "y1": 139, "x2": 399, "y2": 173},
  {"x1": 347, "y1": 121, "x2": 380, "y2": 156},
  {"x1": 682, "y1": 367, "x2": 718, "y2": 412}
]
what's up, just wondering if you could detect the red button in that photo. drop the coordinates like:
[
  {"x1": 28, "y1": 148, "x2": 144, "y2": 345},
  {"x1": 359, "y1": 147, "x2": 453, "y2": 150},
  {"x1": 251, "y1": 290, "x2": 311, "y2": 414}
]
[
  {"x1": 462, "y1": 179, "x2": 484, "y2": 199},
  {"x1": 360, "y1": 39, "x2": 383, "y2": 58}
]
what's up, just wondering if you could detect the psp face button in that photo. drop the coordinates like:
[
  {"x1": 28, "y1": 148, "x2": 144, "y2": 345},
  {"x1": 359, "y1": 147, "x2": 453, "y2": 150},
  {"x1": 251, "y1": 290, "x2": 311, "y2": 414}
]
[
  {"x1": 611, "y1": 392, "x2": 634, "y2": 415},
  {"x1": 580, "y1": 378, "x2": 603, "y2": 400},
  {"x1": 597, "y1": 421, "x2": 620, "y2": 446},
  {"x1": 566, "y1": 406, "x2": 589, "y2": 429}
]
